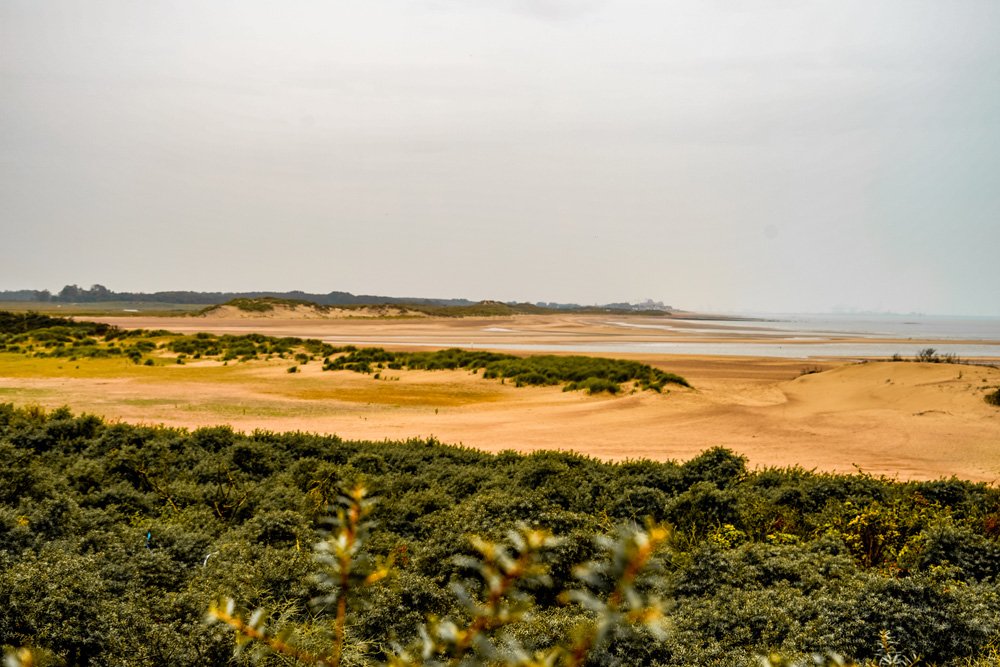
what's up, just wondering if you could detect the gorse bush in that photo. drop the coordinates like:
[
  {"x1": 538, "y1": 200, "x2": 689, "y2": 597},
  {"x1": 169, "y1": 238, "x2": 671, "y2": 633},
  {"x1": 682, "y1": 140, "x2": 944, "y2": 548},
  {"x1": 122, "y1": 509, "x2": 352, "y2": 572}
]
[{"x1": 1, "y1": 406, "x2": 1000, "y2": 665}]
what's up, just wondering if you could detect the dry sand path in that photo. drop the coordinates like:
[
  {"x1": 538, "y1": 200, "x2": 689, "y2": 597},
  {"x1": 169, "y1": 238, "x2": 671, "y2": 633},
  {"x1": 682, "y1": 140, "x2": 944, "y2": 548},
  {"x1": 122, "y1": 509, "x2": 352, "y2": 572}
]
[{"x1": 3, "y1": 314, "x2": 998, "y2": 481}]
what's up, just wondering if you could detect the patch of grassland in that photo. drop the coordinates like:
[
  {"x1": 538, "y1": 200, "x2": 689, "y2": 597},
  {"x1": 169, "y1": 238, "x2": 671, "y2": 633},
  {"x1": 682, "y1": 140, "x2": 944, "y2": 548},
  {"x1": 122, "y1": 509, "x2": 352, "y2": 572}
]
[
  {"x1": 280, "y1": 383, "x2": 504, "y2": 407},
  {"x1": 119, "y1": 397, "x2": 191, "y2": 407},
  {"x1": 0, "y1": 386, "x2": 50, "y2": 398},
  {"x1": 195, "y1": 400, "x2": 342, "y2": 418},
  {"x1": 0, "y1": 353, "x2": 151, "y2": 379},
  {"x1": 0, "y1": 301, "x2": 202, "y2": 315}
]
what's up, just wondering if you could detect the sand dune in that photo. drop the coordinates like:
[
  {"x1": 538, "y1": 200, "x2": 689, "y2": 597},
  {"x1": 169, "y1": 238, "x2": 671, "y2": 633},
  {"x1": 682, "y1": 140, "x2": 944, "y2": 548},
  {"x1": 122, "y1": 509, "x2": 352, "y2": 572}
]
[
  {"x1": 197, "y1": 304, "x2": 423, "y2": 319},
  {"x1": 3, "y1": 314, "x2": 998, "y2": 481}
]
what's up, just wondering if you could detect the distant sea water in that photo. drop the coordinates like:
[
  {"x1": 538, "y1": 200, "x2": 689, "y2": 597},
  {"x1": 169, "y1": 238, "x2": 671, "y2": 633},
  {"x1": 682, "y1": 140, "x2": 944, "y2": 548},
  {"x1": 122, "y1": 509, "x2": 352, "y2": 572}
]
[
  {"x1": 614, "y1": 313, "x2": 1000, "y2": 358},
  {"x1": 598, "y1": 314, "x2": 1000, "y2": 359},
  {"x1": 691, "y1": 314, "x2": 1000, "y2": 342},
  {"x1": 325, "y1": 314, "x2": 1000, "y2": 360}
]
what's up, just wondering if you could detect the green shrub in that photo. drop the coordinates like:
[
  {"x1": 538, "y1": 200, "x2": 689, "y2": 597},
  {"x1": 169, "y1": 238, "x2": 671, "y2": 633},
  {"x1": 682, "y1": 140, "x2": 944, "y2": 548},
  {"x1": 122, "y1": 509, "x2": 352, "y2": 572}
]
[
  {"x1": 564, "y1": 377, "x2": 620, "y2": 394},
  {"x1": 3, "y1": 406, "x2": 1000, "y2": 666}
]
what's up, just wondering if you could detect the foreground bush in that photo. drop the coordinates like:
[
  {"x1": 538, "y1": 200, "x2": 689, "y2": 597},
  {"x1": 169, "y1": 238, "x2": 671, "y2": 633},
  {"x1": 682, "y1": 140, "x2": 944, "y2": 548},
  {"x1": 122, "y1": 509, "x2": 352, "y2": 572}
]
[
  {"x1": 208, "y1": 486, "x2": 670, "y2": 667},
  {"x1": 2, "y1": 405, "x2": 1000, "y2": 665}
]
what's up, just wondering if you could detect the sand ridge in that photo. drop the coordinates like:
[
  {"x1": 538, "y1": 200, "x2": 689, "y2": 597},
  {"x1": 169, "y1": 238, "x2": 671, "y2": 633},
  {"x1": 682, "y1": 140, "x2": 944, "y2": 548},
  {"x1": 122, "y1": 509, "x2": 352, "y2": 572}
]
[{"x1": 197, "y1": 304, "x2": 425, "y2": 319}]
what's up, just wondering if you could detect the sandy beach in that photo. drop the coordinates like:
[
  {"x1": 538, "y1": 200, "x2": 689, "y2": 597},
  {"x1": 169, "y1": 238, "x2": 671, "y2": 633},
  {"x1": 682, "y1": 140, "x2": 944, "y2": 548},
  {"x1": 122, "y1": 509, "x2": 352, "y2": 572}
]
[{"x1": 4, "y1": 313, "x2": 999, "y2": 482}]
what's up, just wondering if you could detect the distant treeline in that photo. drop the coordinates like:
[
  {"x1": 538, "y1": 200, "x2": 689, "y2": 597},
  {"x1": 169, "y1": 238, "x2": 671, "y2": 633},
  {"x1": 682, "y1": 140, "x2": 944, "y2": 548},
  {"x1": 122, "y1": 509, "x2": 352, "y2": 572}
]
[
  {"x1": 0, "y1": 285, "x2": 672, "y2": 312},
  {"x1": 0, "y1": 284, "x2": 477, "y2": 307}
]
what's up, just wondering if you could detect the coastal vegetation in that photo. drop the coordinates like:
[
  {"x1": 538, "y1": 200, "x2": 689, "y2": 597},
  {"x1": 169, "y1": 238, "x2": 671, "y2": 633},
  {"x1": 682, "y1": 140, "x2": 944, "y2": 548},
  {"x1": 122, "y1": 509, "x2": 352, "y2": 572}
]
[
  {"x1": 890, "y1": 349, "x2": 963, "y2": 364},
  {"x1": 986, "y1": 389, "x2": 1000, "y2": 407},
  {"x1": 2, "y1": 406, "x2": 1000, "y2": 665},
  {"x1": 199, "y1": 297, "x2": 590, "y2": 319},
  {"x1": 0, "y1": 289, "x2": 672, "y2": 317},
  {"x1": 0, "y1": 312, "x2": 690, "y2": 395},
  {"x1": 0, "y1": 285, "x2": 477, "y2": 308},
  {"x1": 323, "y1": 347, "x2": 690, "y2": 393},
  {"x1": 201, "y1": 297, "x2": 321, "y2": 313}
]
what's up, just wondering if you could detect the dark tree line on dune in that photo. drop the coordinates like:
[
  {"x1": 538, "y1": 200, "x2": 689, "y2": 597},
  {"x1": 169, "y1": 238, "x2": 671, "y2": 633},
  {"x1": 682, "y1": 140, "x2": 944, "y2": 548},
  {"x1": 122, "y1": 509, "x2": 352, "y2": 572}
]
[
  {"x1": 0, "y1": 287, "x2": 667, "y2": 313},
  {"x1": 0, "y1": 284, "x2": 477, "y2": 307},
  {"x1": 2, "y1": 405, "x2": 1000, "y2": 666}
]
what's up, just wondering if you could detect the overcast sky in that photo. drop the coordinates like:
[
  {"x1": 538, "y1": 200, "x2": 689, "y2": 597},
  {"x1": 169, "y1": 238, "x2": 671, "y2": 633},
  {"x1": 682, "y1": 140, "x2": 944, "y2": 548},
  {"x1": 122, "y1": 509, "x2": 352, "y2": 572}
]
[{"x1": 1, "y1": 0, "x2": 998, "y2": 315}]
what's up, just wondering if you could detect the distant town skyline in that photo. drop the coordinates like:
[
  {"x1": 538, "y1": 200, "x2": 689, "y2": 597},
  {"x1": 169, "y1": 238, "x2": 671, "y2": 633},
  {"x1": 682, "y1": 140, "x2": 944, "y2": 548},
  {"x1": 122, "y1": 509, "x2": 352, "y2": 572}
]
[{"x1": 2, "y1": 1, "x2": 998, "y2": 317}]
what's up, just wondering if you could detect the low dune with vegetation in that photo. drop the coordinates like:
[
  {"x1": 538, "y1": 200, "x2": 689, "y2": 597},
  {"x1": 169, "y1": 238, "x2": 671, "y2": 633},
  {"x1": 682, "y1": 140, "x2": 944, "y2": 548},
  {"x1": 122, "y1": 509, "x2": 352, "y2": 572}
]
[
  {"x1": 1, "y1": 311, "x2": 998, "y2": 481},
  {"x1": 194, "y1": 297, "x2": 607, "y2": 320}
]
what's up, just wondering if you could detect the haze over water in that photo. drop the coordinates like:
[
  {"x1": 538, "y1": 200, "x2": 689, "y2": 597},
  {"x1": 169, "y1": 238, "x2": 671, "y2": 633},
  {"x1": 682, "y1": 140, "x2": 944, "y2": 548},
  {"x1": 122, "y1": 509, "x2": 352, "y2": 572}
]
[
  {"x1": 2, "y1": 1, "x2": 998, "y2": 316},
  {"x1": 325, "y1": 315, "x2": 1000, "y2": 360},
  {"x1": 650, "y1": 314, "x2": 1000, "y2": 342}
]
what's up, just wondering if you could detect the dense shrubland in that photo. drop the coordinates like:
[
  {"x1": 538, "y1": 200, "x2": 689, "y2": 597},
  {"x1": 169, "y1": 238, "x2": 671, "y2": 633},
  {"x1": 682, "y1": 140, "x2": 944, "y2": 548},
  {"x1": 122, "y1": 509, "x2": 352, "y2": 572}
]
[{"x1": 2, "y1": 406, "x2": 1000, "y2": 665}]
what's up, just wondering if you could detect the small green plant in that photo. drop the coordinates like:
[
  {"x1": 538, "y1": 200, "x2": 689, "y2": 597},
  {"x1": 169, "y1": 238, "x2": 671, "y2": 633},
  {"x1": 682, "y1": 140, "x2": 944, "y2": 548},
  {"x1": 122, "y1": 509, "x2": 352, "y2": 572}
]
[
  {"x1": 288, "y1": 365, "x2": 298, "y2": 373},
  {"x1": 207, "y1": 486, "x2": 671, "y2": 667},
  {"x1": 209, "y1": 485, "x2": 390, "y2": 666},
  {"x1": 563, "y1": 377, "x2": 620, "y2": 394},
  {"x1": 986, "y1": 389, "x2": 1000, "y2": 407},
  {"x1": 874, "y1": 629, "x2": 920, "y2": 666}
]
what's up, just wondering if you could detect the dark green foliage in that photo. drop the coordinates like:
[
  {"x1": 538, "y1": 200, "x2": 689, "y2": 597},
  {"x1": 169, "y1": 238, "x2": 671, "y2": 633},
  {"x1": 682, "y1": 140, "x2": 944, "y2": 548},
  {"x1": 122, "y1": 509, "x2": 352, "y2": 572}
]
[
  {"x1": 889, "y1": 348, "x2": 964, "y2": 364},
  {"x1": 681, "y1": 446, "x2": 747, "y2": 488},
  {"x1": 564, "y1": 377, "x2": 620, "y2": 394},
  {"x1": 0, "y1": 311, "x2": 118, "y2": 337},
  {"x1": 212, "y1": 296, "x2": 318, "y2": 313},
  {"x1": 323, "y1": 347, "x2": 691, "y2": 393},
  {"x1": 2, "y1": 405, "x2": 1000, "y2": 665},
  {"x1": 986, "y1": 389, "x2": 1000, "y2": 407},
  {"x1": 916, "y1": 522, "x2": 1000, "y2": 583}
]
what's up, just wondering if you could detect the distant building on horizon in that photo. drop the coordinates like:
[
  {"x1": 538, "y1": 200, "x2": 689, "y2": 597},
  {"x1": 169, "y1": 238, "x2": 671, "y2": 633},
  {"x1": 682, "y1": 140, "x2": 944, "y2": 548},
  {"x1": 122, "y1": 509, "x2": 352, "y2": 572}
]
[
  {"x1": 602, "y1": 299, "x2": 672, "y2": 312},
  {"x1": 533, "y1": 299, "x2": 672, "y2": 312}
]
